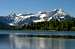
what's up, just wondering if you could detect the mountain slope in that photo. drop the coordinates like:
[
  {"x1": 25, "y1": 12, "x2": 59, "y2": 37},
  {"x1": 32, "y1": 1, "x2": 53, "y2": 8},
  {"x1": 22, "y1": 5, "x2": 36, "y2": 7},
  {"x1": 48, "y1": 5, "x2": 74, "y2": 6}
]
[{"x1": 0, "y1": 8, "x2": 75, "y2": 28}]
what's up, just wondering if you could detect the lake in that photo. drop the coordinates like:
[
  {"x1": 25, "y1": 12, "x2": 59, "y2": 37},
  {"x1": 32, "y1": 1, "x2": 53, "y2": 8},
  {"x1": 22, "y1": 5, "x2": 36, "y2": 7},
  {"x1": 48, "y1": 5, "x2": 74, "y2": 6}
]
[{"x1": 0, "y1": 30, "x2": 75, "y2": 49}]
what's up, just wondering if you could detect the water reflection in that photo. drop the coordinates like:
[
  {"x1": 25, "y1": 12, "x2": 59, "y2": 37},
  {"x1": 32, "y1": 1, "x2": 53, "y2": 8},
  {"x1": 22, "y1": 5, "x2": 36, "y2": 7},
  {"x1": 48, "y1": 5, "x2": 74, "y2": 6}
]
[
  {"x1": 0, "y1": 35, "x2": 10, "y2": 49},
  {"x1": 12, "y1": 35, "x2": 75, "y2": 49},
  {"x1": 0, "y1": 35, "x2": 75, "y2": 49}
]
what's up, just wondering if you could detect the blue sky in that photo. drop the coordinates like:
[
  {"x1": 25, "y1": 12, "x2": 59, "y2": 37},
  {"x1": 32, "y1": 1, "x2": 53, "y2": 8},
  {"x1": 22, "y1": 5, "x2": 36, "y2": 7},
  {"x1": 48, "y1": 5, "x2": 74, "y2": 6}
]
[{"x1": 0, "y1": 0, "x2": 75, "y2": 16}]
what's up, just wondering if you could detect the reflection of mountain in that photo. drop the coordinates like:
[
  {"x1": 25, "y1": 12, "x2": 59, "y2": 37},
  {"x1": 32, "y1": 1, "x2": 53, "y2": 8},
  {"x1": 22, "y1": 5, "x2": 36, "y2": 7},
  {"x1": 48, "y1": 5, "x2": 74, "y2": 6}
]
[
  {"x1": 0, "y1": 8, "x2": 75, "y2": 28},
  {"x1": 14, "y1": 36, "x2": 47, "y2": 49}
]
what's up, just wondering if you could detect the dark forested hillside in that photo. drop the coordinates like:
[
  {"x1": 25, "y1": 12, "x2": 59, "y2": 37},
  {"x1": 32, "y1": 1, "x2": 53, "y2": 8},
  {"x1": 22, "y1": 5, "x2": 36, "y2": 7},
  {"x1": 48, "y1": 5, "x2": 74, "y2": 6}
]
[
  {"x1": 0, "y1": 19, "x2": 75, "y2": 31},
  {"x1": 20, "y1": 19, "x2": 75, "y2": 31}
]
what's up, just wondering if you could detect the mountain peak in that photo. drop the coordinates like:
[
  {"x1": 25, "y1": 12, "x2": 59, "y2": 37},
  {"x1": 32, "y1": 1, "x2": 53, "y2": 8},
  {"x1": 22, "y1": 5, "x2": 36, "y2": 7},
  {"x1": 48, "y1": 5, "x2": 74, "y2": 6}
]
[{"x1": 6, "y1": 8, "x2": 74, "y2": 26}]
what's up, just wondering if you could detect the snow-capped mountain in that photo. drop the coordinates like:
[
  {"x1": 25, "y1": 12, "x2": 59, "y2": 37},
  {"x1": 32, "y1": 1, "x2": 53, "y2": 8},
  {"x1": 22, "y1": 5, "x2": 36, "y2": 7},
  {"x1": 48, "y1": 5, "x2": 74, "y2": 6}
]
[{"x1": 1, "y1": 8, "x2": 74, "y2": 27}]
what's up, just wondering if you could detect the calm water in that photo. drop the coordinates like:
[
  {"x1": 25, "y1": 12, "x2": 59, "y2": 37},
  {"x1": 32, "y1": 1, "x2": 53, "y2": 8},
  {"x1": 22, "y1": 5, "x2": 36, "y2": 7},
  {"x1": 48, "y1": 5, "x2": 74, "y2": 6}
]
[{"x1": 0, "y1": 30, "x2": 75, "y2": 49}]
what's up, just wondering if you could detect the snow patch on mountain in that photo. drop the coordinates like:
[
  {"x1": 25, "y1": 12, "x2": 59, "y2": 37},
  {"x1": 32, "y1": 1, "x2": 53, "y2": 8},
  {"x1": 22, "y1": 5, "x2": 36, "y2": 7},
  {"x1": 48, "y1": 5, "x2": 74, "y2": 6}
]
[{"x1": 7, "y1": 8, "x2": 73, "y2": 26}]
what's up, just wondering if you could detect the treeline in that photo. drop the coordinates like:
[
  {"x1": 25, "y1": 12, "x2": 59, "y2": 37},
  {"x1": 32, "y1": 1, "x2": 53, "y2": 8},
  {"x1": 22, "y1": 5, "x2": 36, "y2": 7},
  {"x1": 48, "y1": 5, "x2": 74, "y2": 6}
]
[
  {"x1": 0, "y1": 20, "x2": 75, "y2": 31},
  {"x1": 22, "y1": 20, "x2": 75, "y2": 31}
]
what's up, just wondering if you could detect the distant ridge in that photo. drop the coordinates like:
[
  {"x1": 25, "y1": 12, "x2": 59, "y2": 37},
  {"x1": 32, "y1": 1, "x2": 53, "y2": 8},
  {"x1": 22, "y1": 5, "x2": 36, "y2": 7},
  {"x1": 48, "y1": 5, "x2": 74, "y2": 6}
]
[
  {"x1": 7, "y1": 8, "x2": 74, "y2": 26},
  {"x1": 0, "y1": 8, "x2": 75, "y2": 30}
]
